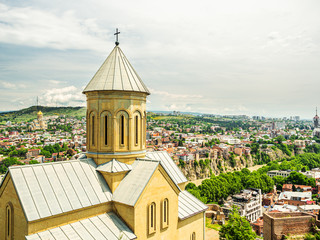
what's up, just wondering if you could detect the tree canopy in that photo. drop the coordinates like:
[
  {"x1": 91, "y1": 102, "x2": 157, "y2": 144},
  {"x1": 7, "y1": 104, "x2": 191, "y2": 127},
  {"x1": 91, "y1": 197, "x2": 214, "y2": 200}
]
[
  {"x1": 219, "y1": 206, "x2": 257, "y2": 240},
  {"x1": 186, "y1": 168, "x2": 274, "y2": 204}
]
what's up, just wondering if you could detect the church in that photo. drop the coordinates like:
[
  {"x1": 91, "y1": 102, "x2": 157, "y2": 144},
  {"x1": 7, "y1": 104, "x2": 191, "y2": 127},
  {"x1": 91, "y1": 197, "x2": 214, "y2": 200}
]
[
  {"x1": 0, "y1": 37, "x2": 207, "y2": 239},
  {"x1": 29, "y1": 111, "x2": 47, "y2": 131}
]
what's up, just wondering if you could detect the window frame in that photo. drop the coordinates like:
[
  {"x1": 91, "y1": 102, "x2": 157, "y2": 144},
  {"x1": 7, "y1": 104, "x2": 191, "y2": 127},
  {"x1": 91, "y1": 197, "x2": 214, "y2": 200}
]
[
  {"x1": 135, "y1": 115, "x2": 139, "y2": 145},
  {"x1": 104, "y1": 115, "x2": 108, "y2": 146},
  {"x1": 120, "y1": 115, "x2": 125, "y2": 146},
  {"x1": 5, "y1": 202, "x2": 13, "y2": 240},
  {"x1": 161, "y1": 198, "x2": 169, "y2": 229},
  {"x1": 148, "y1": 202, "x2": 156, "y2": 234}
]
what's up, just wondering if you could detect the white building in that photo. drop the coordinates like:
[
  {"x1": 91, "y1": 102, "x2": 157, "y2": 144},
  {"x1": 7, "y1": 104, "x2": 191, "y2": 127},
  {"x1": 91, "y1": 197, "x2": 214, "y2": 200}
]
[
  {"x1": 268, "y1": 169, "x2": 320, "y2": 179},
  {"x1": 267, "y1": 170, "x2": 292, "y2": 178},
  {"x1": 279, "y1": 191, "x2": 312, "y2": 202},
  {"x1": 223, "y1": 189, "x2": 262, "y2": 222}
]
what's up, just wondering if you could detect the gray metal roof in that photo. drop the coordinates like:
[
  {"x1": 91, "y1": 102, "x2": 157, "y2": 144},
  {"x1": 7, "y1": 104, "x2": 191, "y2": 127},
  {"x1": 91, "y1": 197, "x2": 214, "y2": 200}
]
[
  {"x1": 178, "y1": 191, "x2": 208, "y2": 220},
  {"x1": 25, "y1": 212, "x2": 136, "y2": 240},
  {"x1": 96, "y1": 159, "x2": 132, "y2": 173},
  {"x1": 9, "y1": 159, "x2": 112, "y2": 222},
  {"x1": 145, "y1": 151, "x2": 187, "y2": 184},
  {"x1": 112, "y1": 160, "x2": 159, "y2": 206},
  {"x1": 83, "y1": 46, "x2": 150, "y2": 94}
]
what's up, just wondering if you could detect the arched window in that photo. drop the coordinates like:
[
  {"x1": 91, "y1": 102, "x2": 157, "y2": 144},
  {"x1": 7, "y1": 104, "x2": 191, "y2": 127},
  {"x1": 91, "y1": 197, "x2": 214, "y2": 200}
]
[
  {"x1": 91, "y1": 115, "x2": 95, "y2": 146},
  {"x1": 105, "y1": 116, "x2": 108, "y2": 146},
  {"x1": 191, "y1": 232, "x2": 196, "y2": 240},
  {"x1": 148, "y1": 202, "x2": 156, "y2": 234},
  {"x1": 162, "y1": 198, "x2": 169, "y2": 228},
  {"x1": 135, "y1": 115, "x2": 139, "y2": 145},
  {"x1": 6, "y1": 203, "x2": 13, "y2": 240},
  {"x1": 120, "y1": 115, "x2": 125, "y2": 145}
]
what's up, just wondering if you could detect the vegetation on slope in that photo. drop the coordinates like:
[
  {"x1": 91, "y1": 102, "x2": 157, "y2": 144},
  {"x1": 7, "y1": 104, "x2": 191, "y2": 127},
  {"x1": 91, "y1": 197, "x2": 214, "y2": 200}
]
[{"x1": 0, "y1": 106, "x2": 86, "y2": 123}]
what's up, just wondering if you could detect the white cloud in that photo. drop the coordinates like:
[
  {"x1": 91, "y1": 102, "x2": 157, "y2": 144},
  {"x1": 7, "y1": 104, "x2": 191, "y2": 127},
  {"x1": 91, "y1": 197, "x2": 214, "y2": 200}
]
[
  {"x1": 149, "y1": 88, "x2": 202, "y2": 100},
  {"x1": 0, "y1": 81, "x2": 15, "y2": 89},
  {"x1": 0, "y1": 81, "x2": 26, "y2": 89},
  {"x1": 48, "y1": 80, "x2": 64, "y2": 85},
  {"x1": 262, "y1": 31, "x2": 318, "y2": 55},
  {"x1": 40, "y1": 86, "x2": 85, "y2": 106},
  {"x1": 0, "y1": 3, "x2": 107, "y2": 51},
  {"x1": 0, "y1": 0, "x2": 320, "y2": 118}
]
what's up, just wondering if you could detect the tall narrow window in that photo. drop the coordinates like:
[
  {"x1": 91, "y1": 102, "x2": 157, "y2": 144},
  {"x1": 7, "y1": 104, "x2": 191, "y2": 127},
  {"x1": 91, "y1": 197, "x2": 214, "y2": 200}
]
[
  {"x1": 191, "y1": 232, "x2": 196, "y2": 240},
  {"x1": 149, "y1": 202, "x2": 156, "y2": 234},
  {"x1": 92, "y1": 116, "x2": 95, "y2": 146},
  {"x1": 135, "y1": 115, "x2": 138, "y2": 145},
  {"x1": 7, "y1": 208, "x2": 10, "y2": 238},
  {"x1": 162, "y1": 199, "x2": 169, "y2": 228},
  {"x1": 151, "y1": 204, "x2": 154, "y2": 228},
  {"x1": 6, "y1": 203, "x2": 13, "y2": 240},
  {"x1": 120, "y1": 115, "x2": 124, "y2": 145},
  {"x1": 105, "y1": 116, "x2": 108, "y2": 146},
  {"x1": 144, "y1": 112, "x2": 147, "y2": 144}
]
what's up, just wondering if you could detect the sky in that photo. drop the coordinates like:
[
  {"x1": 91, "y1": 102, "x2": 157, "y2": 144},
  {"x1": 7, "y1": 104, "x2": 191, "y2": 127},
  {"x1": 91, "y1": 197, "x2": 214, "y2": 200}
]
[{"x1": 0, "y1": 0, "x2": 319, "y2": 119}]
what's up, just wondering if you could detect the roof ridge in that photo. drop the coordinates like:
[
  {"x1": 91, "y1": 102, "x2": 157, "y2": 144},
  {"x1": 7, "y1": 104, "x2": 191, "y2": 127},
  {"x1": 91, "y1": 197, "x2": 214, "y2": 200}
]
[
  {"x1": 8, "y1": 159, "x2": 84, "y2": 169},
  {"x1": 136, "y1": 158, "x2": 160, "y2": 163}
]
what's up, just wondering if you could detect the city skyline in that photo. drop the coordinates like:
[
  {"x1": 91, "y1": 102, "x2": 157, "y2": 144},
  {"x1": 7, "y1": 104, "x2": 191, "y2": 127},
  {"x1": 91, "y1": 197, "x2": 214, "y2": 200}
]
[{"x1": 0, "y1": 0, "x2": 319, "y2": 119}]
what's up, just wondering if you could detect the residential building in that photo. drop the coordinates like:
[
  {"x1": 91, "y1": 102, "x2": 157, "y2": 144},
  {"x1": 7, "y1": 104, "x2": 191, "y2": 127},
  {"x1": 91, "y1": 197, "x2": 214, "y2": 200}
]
[
  {"x1": 267, "y1": 170, "x2": 292, "y2": 178},
  {"x1": 278, "y1": 191, "x2": 312, "y2": 206},
  {"x1": 298, "y1": 205, "x2": 320, "y2": 215},
  {"x1": 251, "y1": 217, "x2": 263, "y2": 237},
  {"x1": 223, "y1": 188, "x2": 262, "y2": 222}
]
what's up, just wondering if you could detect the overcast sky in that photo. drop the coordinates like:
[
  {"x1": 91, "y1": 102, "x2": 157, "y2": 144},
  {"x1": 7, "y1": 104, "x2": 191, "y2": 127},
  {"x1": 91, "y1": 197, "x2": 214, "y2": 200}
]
[{"x1": 0, "y1": 0, "x2": 319, "y2": 119}]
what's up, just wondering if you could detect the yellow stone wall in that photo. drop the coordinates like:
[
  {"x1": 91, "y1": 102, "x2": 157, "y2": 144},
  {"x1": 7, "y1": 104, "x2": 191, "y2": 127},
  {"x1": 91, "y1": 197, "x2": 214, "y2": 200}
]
[
  {"x1": 178, "y1": 212, "x2": 205, "y2": 240},
  {"x1": 85, "y1": 91, "x2": 148, "y2": 165},
  {"x1": 113, "y1": 202, "x2": 135, "y2": 231},
  {"x1": 131, "y1": 165, "x2": 205, "y2": 240},
  {"x1": 101, "y1": 171, "x2": 128, "y2": 193},
  {"x1": 0, "y1": 175, "x2": 28, "y2": 240},
  {"x1": 133, "y1": 166, "x2": 179, "y2": 240},
  {"x1": 178, "y1": 182, "x2": 187, "y2": 191}
]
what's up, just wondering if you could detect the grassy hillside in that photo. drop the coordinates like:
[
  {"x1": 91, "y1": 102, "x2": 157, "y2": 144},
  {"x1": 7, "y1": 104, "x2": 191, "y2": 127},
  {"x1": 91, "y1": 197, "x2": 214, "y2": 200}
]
[{"x1": 0, "y1": 106, "x2": 86, "y2": 123}]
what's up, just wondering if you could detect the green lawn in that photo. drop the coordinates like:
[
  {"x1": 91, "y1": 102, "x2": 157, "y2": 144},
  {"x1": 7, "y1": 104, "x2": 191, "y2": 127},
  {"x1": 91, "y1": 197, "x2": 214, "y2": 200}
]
[{"x1": 206, "y1": 217, "x2": 223, "y2": 231}]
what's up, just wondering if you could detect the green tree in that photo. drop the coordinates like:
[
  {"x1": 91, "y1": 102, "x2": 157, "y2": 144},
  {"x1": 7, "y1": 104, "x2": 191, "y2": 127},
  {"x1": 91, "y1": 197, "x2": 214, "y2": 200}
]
[
  {"x1": 304, "y1": 233, "x2": 316, "y2": 240},
  {"x1": 40, "y1": 150, "x2": 52, "y2": 158},
  {"x1": 29, "y1": 160, "x2": 39, "y2": 165},
  {"x1": 178, "y1": 159, "x2": 185, "y2": 168},
  {"x1": 0, "y1": 157, "x2": 24, "y2": 174},
  {"x1": 276, "y1": 135, "x2": 286, "y2": 144},
  {"x1": 273, "y1": 176, "x2": 285, "y2": 191},
  {"x1": 219, "y1": 206, "x2": 256, "y2": 240}
]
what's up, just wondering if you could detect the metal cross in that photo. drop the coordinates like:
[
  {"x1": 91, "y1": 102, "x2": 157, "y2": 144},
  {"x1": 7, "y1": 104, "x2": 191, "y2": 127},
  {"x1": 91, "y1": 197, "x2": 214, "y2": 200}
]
[{"x1": 114, "y1": 28, "x2": 120, "y2": 45}]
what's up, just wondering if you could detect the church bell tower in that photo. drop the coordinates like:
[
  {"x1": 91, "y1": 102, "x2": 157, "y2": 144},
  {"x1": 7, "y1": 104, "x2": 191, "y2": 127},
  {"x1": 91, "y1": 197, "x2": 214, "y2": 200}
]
[{"x1": 83, "y1": 34, "x2": 150, "y2": 166}]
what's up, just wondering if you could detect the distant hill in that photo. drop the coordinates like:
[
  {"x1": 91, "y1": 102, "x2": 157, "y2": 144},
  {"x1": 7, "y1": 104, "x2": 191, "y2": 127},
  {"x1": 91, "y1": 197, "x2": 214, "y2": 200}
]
[{"x1": 0, "y1": 106, "x2": 86, "y2": 123}]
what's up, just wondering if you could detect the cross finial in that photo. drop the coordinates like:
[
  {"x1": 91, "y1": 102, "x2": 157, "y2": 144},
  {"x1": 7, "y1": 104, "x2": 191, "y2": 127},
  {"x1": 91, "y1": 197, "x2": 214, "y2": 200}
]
[{"x1": 114, "y1": 28, "x2": 120, "y2": 46}]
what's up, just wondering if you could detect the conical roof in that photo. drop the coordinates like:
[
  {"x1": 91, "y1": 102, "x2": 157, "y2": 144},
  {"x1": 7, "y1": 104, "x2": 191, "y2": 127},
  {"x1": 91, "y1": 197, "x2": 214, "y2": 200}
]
[
  {"x1": 83, "y1": 46, "x2": 150, "y2": 94},
  {"x1": 96, "y1": 158, "x2": 132, "y2": 173}
]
